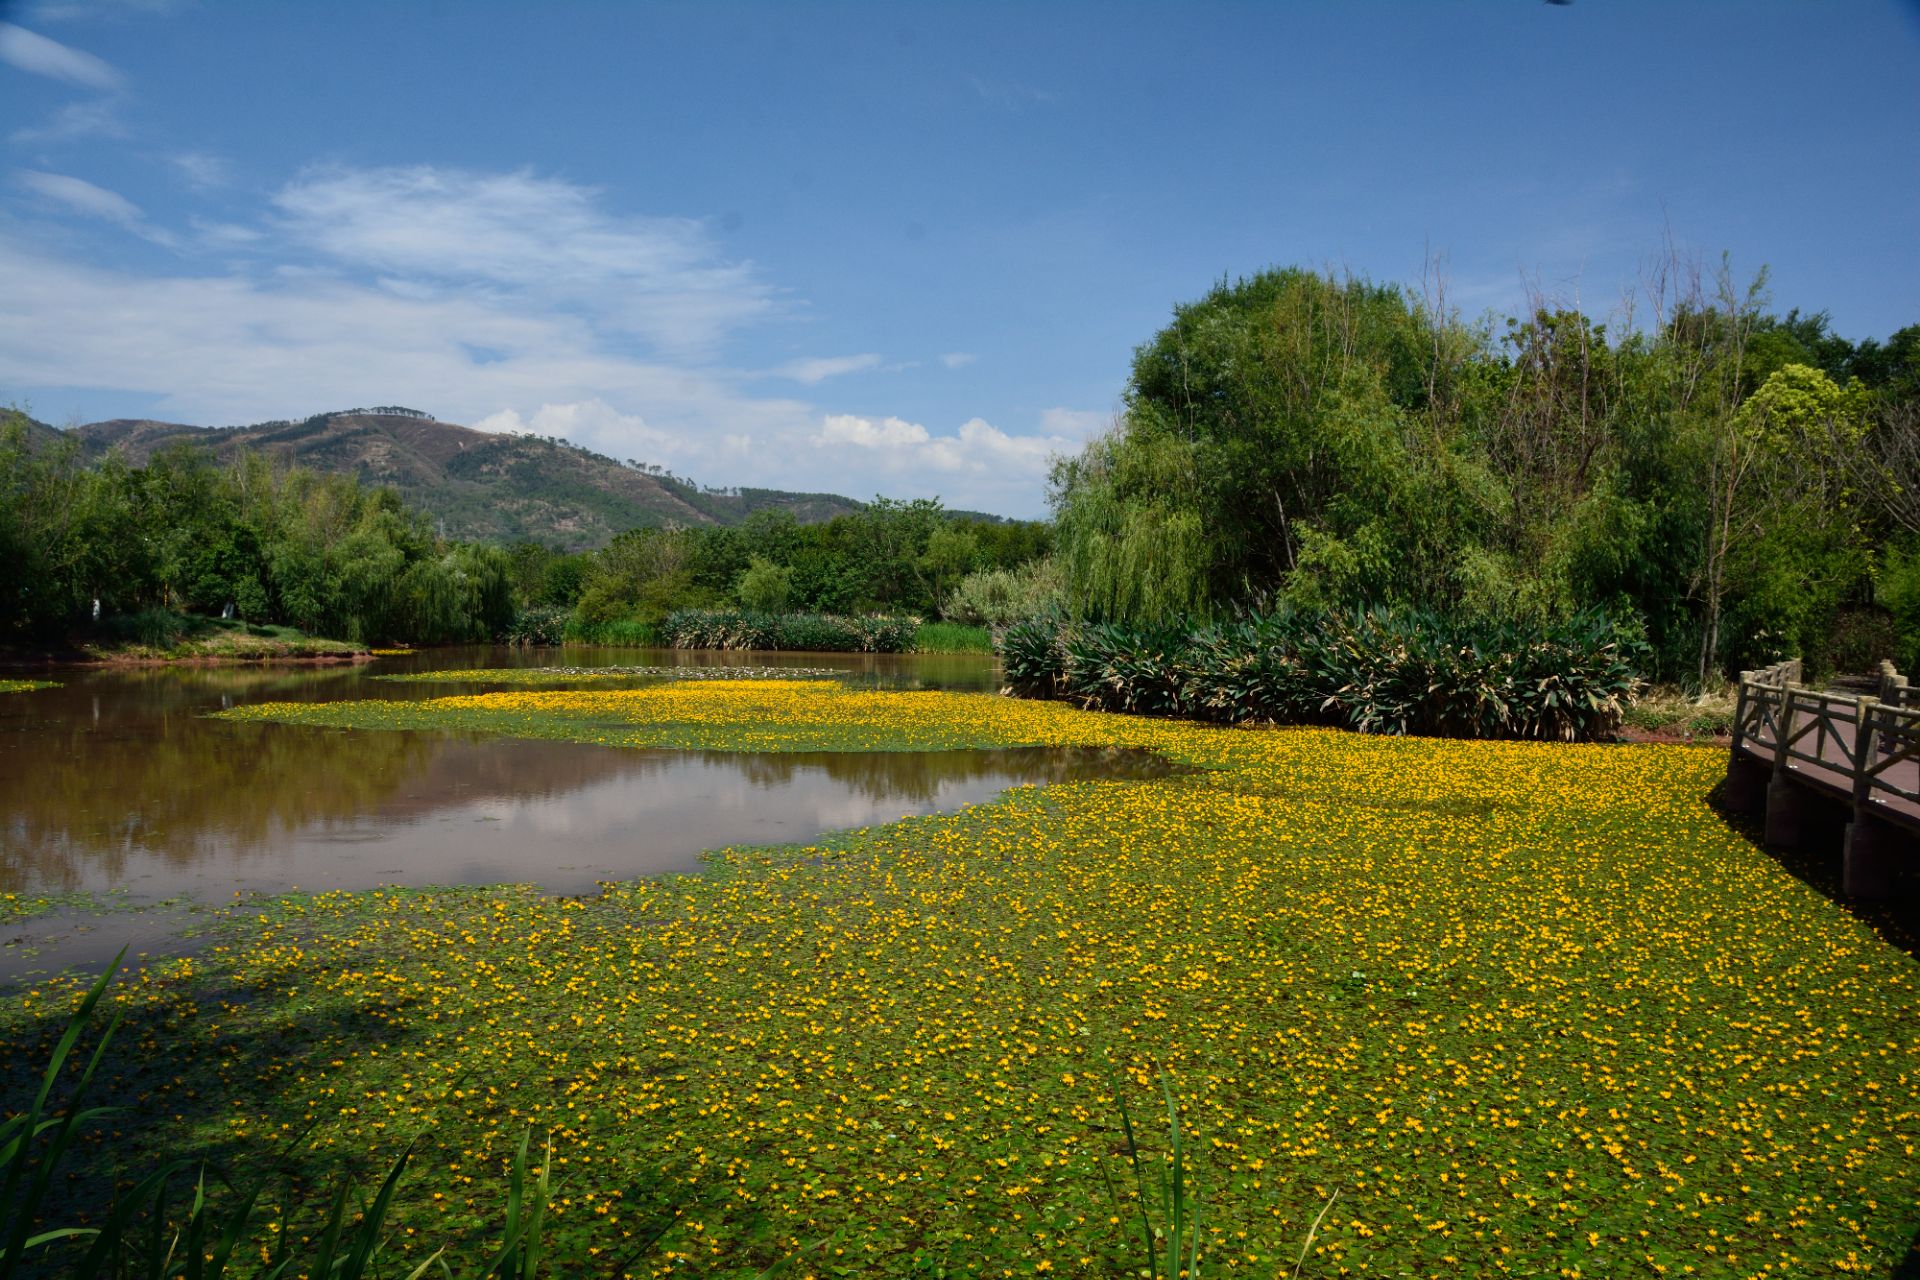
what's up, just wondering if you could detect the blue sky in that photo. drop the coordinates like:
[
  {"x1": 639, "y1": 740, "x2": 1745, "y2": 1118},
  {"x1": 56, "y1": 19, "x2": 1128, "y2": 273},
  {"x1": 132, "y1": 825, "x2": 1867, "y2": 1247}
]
[{"x1": 2, "y1": 1, "x2": 1916, "y2": 516}]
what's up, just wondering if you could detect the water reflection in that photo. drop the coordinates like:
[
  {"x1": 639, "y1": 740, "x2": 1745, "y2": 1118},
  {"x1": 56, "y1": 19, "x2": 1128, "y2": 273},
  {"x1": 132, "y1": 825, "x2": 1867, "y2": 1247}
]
[{"x1": 0, "y1": 648, "x2": 1157, "y2": 907}]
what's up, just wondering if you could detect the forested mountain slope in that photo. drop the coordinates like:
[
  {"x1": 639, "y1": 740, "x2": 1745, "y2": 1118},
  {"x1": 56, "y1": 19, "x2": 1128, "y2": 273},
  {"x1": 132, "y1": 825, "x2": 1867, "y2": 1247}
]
[{"x1": 58, "y1": 409, "x2": 866, "y2": 549}]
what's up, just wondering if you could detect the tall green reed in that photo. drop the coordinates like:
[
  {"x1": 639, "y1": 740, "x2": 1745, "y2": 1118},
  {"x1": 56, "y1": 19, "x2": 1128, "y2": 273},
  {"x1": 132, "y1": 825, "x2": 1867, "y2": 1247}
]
[{"x1": 0, "y1": 955, "x2": 560, "y2": 1280}]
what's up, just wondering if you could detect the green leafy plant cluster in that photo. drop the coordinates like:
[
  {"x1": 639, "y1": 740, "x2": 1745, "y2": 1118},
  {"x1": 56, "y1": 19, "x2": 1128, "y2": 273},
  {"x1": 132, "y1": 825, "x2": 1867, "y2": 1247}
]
[
  {"x1": 1000, "y1": 607, "x2": 1645, "y2": 740},
  {"x1": 661, "y1": 608, "x2": 921, "y2": 653}
]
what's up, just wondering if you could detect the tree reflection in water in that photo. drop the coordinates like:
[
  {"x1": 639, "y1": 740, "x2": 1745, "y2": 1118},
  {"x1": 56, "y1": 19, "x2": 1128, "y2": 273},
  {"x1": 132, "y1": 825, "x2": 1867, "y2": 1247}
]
[{"x1": 1, "y1": 654, "x2": 1168, "y2": 903}]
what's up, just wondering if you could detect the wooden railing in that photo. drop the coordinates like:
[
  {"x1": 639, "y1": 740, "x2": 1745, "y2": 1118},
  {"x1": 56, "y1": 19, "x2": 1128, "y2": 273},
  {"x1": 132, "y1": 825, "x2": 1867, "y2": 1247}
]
[
  {"x1": 1859, "y1": 702, "x2": 1920, "y2": 812},
  {"x1": 1732, "y1": 657, "x2": 1920, "y2": 826},
  {"x1": 1877, "y1": 660, "x2": 1920, "y2": 709},
  {"x1": 1775, "y1": 686, "x2": 1868, "y2": 774},
  {"x1": 1730, "y1": 659, "x2": 1801, "y2": 757}
]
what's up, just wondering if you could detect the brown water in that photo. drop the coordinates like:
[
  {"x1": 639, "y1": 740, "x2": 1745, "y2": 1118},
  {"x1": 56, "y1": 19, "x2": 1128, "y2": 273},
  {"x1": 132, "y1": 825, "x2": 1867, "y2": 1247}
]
[{"x1": 1, "y1": 647, "x2": 1168, "y2": 982}]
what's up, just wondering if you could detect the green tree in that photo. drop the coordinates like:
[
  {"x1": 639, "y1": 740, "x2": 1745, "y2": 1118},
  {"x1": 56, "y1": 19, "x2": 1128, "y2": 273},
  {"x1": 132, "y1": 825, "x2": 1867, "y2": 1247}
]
[{"x1": 735, "y1": 556, "x2": 794, "y2": 611}]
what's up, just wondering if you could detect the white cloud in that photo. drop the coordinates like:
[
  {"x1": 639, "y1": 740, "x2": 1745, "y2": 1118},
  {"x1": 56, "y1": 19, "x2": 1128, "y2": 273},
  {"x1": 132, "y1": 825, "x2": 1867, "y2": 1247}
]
[
  {"x1": 170, "y1": 152, "x2": 232, "y2": 191},
  {"x1": 812, "y1": 412, "x2": 1073, "y2": 481},
  {"x1": 9, "y1": 98, "x2": 126, "y2": 143},
  {"x1": 1038, "y1": 407, "x2": 1110, "y2": 440},
  {"x1": 473, "y1": 400, "x2": 679, "y2": 462},
  {"x1": 0, "y1": 22, "x2": 122, "y2": 88},
  {"x1": 0, "y1": 161, "x2": 1065, "y2": 515},
  {"x1": 15, "y1": 169, "x2": 174, "y2": 245},
  {"x1": 816, "y1": 413, "x2": 931, "y2": 451},
  {"x1": 773, "y1": 353, "x2": 882, "y2": 384},
  {"x1": 271, "y1": 165, "x2": 770, "y2": 353},
  {"x1": 939, "y1": 351, "x2": 976, "y2": 369}
]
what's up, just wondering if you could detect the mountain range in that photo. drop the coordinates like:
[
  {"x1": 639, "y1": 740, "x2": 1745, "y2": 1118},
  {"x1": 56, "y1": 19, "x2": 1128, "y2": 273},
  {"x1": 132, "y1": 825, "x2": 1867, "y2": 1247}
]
[{"x1": 29, "y1": 408, "x2": 873, "y2": 550}]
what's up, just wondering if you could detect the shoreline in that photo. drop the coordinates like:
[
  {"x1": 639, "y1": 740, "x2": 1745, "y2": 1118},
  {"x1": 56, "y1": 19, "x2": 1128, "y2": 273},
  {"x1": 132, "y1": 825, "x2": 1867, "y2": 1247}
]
[{"x1": 0, "y1": 647, "x2": 373, "y2": 670}]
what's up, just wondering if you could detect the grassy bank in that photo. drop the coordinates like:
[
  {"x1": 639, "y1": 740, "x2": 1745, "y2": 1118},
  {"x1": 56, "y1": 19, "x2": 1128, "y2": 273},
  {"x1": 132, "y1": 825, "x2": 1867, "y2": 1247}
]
[
  {"x1": 73, "y1": 612, "x2": 365, "y2": 662},
  {"x1": 913, "y1": 621, "x2": 993, "y2": 654},
  {"x1": 9, "y1": 682, "x2": 1919, "y2": 1276},
  {"x1": 0, "y1": 677, "x2": 60, "y2": 693},
  {"x1": 1622, "y1": 683, "x2": 1739, "y2": 740}
]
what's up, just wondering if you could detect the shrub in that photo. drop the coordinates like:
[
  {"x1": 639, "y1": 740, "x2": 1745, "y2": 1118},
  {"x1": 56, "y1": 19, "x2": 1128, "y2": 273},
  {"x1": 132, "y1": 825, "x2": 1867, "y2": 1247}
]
[
  {"x1": 944, "y1": 558, "x2": 1066, "y2": 628},
  {"x1": 504, "y1": 604, "x2": 570, "y2": 645},
  {"x1": 660, "y1": 609, "x2": 920, "y2": 653},
  {"x1": 995, "y1": 607, "x2": 1645, "y2": 742}
]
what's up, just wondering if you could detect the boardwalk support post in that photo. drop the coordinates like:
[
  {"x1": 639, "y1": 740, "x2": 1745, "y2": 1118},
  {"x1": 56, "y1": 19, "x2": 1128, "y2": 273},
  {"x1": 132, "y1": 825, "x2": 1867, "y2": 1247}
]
[
  {"x1": 1843, "y1": 696, "x2": 1897, "y2": 899},
  {"x1": 1764, "y1": 686, "x2": 1817, "y2": 848},
  {"x1": 1722, "y1": 673, "x2": 1769, "y2": 814},
  {"x1": 1843, "y1": 816, "x2": 1900, "y2": 899}
]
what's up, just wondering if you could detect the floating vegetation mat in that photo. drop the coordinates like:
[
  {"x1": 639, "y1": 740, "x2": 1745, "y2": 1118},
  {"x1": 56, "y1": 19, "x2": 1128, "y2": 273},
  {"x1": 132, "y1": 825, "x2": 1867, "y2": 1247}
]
[
  {"x1": 0, "y1": 678, "x2": 59, "y2": 694},
  {"x1": 14, "y1": 680, "x2": 1920, "y2": 1276},
  {"x1": 373, "y1": 664, "x2": 847, "y2": 687}
]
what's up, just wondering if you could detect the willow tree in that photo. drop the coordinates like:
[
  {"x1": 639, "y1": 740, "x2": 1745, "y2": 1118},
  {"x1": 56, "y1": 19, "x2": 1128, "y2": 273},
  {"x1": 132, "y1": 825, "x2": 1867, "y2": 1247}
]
[
  {"x1": 1049, "y1": 428, "x2": 1211, "y2": 623},
  {"x1": 1048, "y1": 266, "x2": 1478, "y2": 623}
]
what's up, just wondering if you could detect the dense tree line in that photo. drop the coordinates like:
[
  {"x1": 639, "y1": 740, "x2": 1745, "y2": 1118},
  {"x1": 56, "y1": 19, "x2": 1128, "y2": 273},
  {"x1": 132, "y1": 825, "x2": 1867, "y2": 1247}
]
[
  {"x1": 1050, "y1": 261, "x2": 1919, "y2": 682},
  {"x1": 507, "y1": 499, "x2": 1053, "y2": 632},
  {"x1": 0, "y1": 420, "x2": 514, "y2": 645},
  {"x1": 1, "y1": 410, "x2": 1055, "y2": 649}
]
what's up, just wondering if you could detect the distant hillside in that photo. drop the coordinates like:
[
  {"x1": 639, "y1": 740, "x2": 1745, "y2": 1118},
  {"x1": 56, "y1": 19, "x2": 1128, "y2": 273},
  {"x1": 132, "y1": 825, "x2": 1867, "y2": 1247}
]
[{"x1": 59, "y1": 408, "x2": 869, "y2": 550}]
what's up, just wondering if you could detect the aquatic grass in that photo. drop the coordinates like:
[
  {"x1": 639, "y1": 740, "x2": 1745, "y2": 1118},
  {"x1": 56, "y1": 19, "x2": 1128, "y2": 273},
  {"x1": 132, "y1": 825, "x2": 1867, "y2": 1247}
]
[
  {"x1": 373, "y1": 665, "x2": 843, "y2": 687},
  {"x1": 1102, "y1": 1066, "x2": 1204, "y2": 1280},
  {"x1": 0, "y1": 679, "x2": 59, "y2": 694},
  {"x1": 15, "y1": 681, "x2": 1920, "y2": 1274},
  {"x1": 911, "y1": 622, "x2": 993, "y2": 654}
]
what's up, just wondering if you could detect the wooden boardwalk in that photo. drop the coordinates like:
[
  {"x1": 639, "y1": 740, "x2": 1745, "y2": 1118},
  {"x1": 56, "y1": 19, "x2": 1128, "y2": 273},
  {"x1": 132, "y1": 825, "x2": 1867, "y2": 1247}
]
[{"x1": 1723, "y1": 659, "x2": 1920, "y2": 898}]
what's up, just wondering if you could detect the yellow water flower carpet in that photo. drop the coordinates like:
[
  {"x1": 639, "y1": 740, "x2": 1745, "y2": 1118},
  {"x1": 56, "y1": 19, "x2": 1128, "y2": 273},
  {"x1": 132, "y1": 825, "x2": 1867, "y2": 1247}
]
[{"x1": 8, "y1": 681, "x2": 1916, "y2": 1277}]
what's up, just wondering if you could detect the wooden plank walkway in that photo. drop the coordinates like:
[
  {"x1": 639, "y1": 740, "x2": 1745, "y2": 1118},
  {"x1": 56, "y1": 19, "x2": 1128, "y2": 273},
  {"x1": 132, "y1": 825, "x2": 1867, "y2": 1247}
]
[{"x1": 1723, "y1": 659, "x2": 1920, "y2": 897}]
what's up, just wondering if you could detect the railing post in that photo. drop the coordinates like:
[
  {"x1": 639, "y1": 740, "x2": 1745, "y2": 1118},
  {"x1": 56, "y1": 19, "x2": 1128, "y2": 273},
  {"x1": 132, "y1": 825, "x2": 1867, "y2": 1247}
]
[
  {"x1": 1730, "y1": 676, "x2": 1751, "y2": 755},
  {"x1": 1851, "y1": 697, "x2": 1879, "y2": 808},
  {"x1": 1773, "y1": 686, "x2": 1798, "y2": 775}
]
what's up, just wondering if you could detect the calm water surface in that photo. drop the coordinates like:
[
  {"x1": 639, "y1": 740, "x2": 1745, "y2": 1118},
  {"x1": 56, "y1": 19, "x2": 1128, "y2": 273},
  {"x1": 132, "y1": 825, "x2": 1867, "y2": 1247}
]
[{"x1": 1, "y1": 647, "x2": 1167, "y2": 981}]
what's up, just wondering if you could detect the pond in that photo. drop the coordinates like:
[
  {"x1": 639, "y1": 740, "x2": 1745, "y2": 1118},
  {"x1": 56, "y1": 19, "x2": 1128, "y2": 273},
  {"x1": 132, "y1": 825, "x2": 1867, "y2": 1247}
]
[{"x1": 1, "y1": 646, "x2": 1169, "y2": 982}]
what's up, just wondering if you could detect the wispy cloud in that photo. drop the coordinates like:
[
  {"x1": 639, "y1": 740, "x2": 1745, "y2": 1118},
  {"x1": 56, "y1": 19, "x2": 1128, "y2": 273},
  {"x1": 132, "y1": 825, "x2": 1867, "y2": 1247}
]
[
  {"x1": 0, "y1": 22, "x2": 122, "y2": 88},
  {"x1": 8, "y1": 98, "x2": 126, "y2": 143},
  {"x1": 170, "y1": 151, "x2": 231, "y2": 191},
  {"x1": 939, "y1": 351, "x2": 976, "y2": 369},
  {"x1": 772, "y1": 353, "x2": 882, "y2": 384},
  {"x1": 271, "y1": 165, "x2": 772, "y2": 354},
  {"x1": 15, "y1": 169, "x2": 175, "y2": 245},
  {"x1": 24, "y1": 0, "x2": 183, "y2": 20}
]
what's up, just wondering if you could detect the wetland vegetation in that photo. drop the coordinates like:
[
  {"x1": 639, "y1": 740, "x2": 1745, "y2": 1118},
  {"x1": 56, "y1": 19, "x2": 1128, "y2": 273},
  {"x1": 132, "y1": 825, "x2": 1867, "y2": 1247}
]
[{"x1": 6, "y1": 678, "x2": 1919, "y2": 1276}]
